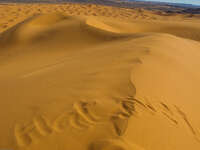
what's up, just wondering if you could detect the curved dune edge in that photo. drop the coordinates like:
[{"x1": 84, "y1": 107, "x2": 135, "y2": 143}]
[
  {"x1": 0, "y1": 5, "x2": 200, "y2": 150},
  {"x1": 0, "y1": 14, "x2": 134, "y2": 48}
]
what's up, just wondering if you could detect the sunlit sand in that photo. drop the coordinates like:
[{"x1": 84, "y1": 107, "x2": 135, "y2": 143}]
[{"x1": 0, "y1": 3, "x2": 200, "y2": 150}]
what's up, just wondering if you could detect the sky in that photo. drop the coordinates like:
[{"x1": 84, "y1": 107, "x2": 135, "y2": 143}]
[{"x1": 138, "y1": 0, "x2": 200, "y2": 5}]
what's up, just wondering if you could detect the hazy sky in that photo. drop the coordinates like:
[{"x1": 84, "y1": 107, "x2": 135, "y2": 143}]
[{"x1": 139, "y1": 0, "x2": 200, "y2": 5}]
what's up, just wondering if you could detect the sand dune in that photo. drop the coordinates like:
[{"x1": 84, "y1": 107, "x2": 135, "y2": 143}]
[{"x1": 0, "y1": 3, "x2": 200, "y2": 150}]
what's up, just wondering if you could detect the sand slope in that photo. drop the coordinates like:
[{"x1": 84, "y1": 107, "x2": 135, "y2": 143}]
[{"x1": 0, "y1": 3, "x2": 200, "y2": 150}]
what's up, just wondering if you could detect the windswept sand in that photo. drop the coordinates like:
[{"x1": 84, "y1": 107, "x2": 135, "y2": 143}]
[{"x1": 0, "y1": 3, "x2": 200, "y2": 150}]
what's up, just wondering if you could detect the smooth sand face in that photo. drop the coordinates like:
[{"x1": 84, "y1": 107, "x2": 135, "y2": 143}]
[{"x1": 0, "y1": 3, "x2": 200, "y2": 150}]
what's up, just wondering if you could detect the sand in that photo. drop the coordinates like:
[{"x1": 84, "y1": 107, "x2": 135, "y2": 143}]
[{"x1": 0, "y1": 3, "x2": 200, "y2": 150}]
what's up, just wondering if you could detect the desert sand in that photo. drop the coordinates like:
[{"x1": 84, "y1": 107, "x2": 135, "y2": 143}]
[{"x1": 0, "y1": 2, "x2": 200, "y2": 150}]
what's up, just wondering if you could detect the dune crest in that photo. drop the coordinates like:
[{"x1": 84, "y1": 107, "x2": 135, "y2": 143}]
[
  {"x1": 0, "y1": 3, "x2": 200, "y2": 150},
  {"x1": 0, "y1": 13, "x2": 133, "y2": 49}
]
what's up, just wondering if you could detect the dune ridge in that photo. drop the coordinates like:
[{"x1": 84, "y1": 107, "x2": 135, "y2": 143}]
[{"x1": 0, "y1": 3, "x2": 200, "y2": 150}]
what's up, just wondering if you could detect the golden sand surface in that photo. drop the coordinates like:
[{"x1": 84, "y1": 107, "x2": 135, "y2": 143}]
[{"x1": 0, "y1": 3, "x2": 200, "y2": 150}]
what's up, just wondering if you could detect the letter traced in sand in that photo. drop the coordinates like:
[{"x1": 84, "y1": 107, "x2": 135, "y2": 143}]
[
  {"x1": 175, "y1": 105, "x2": 197, "y2": 135},
  {"x1": 69, "y1": 101, "x2": 99, "y2": 130},
  {"x1": 14, "y1": 115, "x2": 52, "y2": 146},
  {"x1": 111, "y1": 116, "x2": 129, "y2": 136}
]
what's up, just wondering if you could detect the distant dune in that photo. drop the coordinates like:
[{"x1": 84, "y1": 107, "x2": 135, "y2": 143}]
[{"x1": 0, "y1": 2, "x2": 200, "y2": 150}]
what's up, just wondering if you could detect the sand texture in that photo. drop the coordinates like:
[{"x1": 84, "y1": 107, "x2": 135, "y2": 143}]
[{"x1": 0, "y1": 3, "x2": 200, "y2": 150}]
